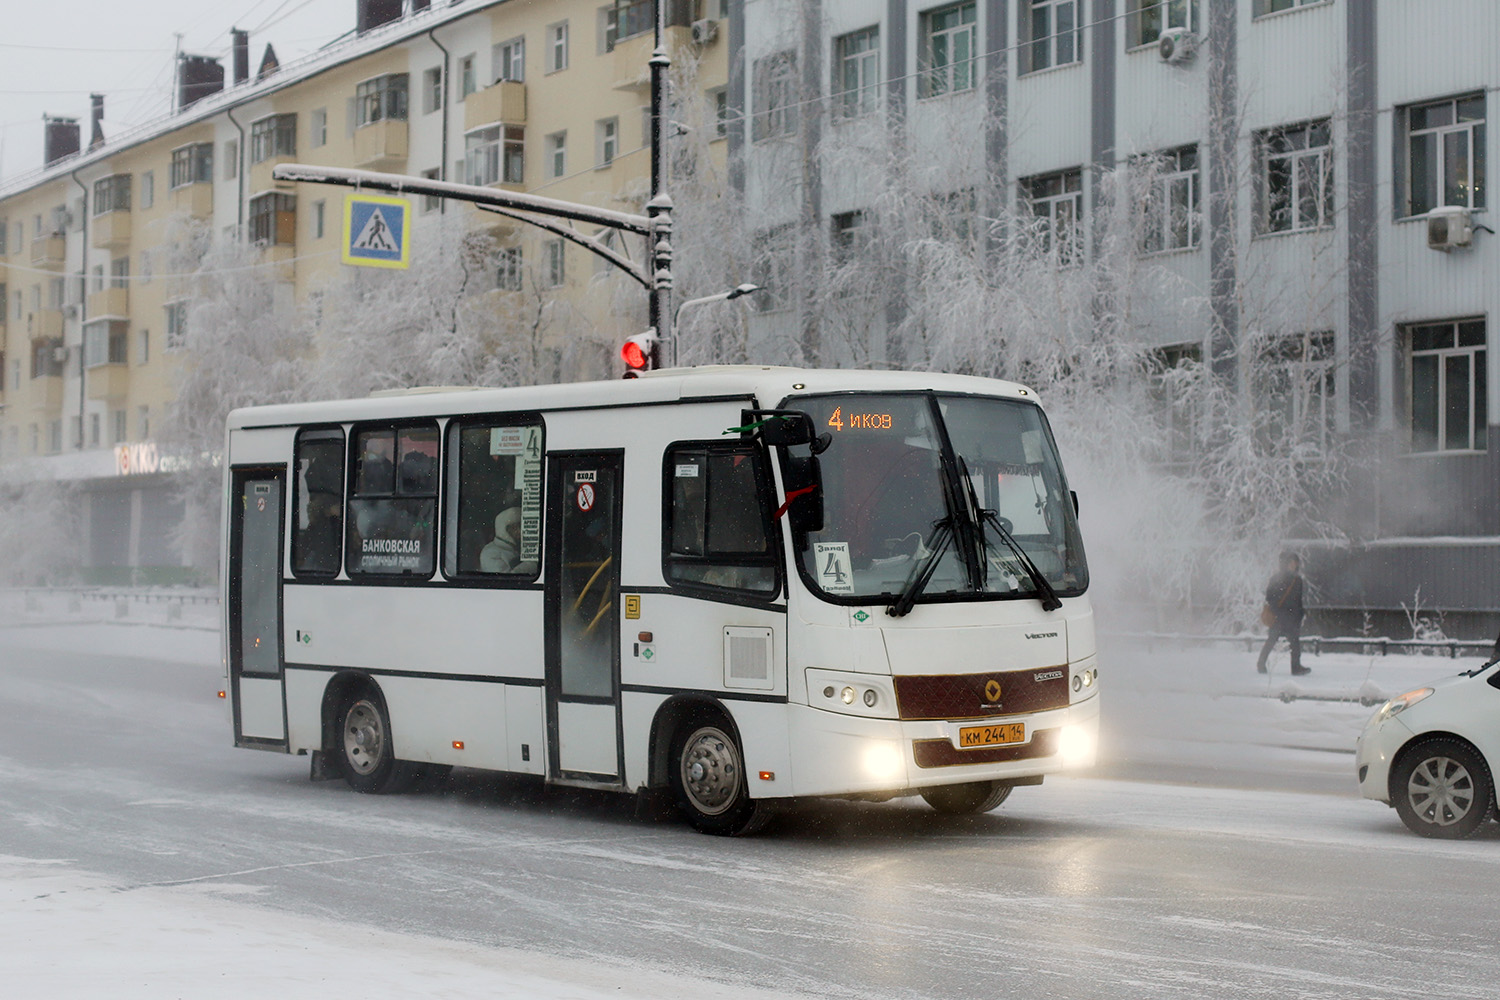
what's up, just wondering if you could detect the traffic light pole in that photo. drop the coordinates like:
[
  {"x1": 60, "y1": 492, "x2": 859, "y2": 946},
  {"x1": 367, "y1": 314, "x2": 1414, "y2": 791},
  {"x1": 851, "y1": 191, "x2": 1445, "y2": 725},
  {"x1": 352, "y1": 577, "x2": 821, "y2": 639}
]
[{"x1": 646, "y1": 1, "x2": 675, "y2": 366}]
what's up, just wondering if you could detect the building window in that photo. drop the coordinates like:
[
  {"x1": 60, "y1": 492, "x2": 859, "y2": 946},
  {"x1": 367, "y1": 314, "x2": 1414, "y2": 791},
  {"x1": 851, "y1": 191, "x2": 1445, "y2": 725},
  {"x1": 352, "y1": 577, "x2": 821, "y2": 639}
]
[
  {"x1": 1130, "y1": 0, "x2": 1199, "y2": 48},
  {"x1": 547, "y1": 131, "x2": 567, "y2": 178},
  {"x1": 494, "y1": 36, "x2": 525, "y2": 83},
  {"x1": 833, "y1": 27, "x2": 880, "y2": 120},
  {"x1": 111, "y1": 410, "x2": 126, "y2": 444},
  {"x1": 753, "y1": 51, "x2": 798, "y2": 141},
  {"x1": 458, "y1": 55, "x2": 476, "y2": 100},
  {"x1": 171, "y1": 143, "x2": 213, "y2": 188},
  {"x1": 1408, "y1": 319, "x2": 1487, "y2": 453},
  {"x1": 420, "y1": 168, "x2": 442, "y2": 213},
  {"x1": 830, "y1": 210, "x2": 869, "y2": 264},
  {"x1": 1255, "y1": 332, "x2": 1335, "y2": 456},
  {"x1": 250, "y1": 114, "x2": 297, "y2": 163},
  {"x1": 1139, "y1": 145, "x2": 1200, "y2": 253},
  {"x1": 356, "y1": 74, "x2": 409, "y2": 126},
  {"x1": 597, "y1": 117, "x2": 619, "y2": 166},
  {"x1": 545, "y1": 239, "x2": 566, "y2": 287},
  {"x1": 0, "y1": 221, "x2": 6, "y2": 255},
  {"x1": 110, "y1": 257, "x2": 129, "y2": 288},
  {"x1": 1021, "y1": 168, "x2": 1084, "y2": 264},
  {"x1": 313, "y1": 199, "x2": 326, "y2": 240},
  {"x1": 347, "y1": 425, "x2": 439, "y2": 578},
  {"x1": 138, "y1": 328, "x2": 149, "y2": 364},
  {"x1": 920, "y1": 3, "x2": 977, "y2": 99},
  {"x1": 93, "y1": 175, "x2": 131, "y2": 215},
  {"x1": 224, "y1": 140, "x2": 239, "y2": 180},
  {"x1": 31, "y1": 338, "x2": 64, "y2": 378},
  {"x1": 83, "y1": 319, "x2": 128, "y2": 367},
  {"x1": 709, "y1": 87, "x2": 729, "y2": 139},
  {"x1": 165, "y1": 302, "x2": 187, "y2": 350},
  {"x1": 311, "y1": 107, "x2": 328, "y2": 147},
  {"x1": 1403, "y1": 94, "x2": 1485, "y2": 218},
  {"x1": 1023, "y1": 0, "x2": 1081, "y2": 74},
  {"x1": 547, "y1": 21, "x2": 569, "y2": 73},
  {"x1": 1149, "y1": 343, "x2": 1202, "y2": 465},
  {"x1": 498, "y1": 246, "x2": 523, "y2": 291},
  {"x1": 89, "y1": 414, "x2": 100, "y2": 447},
  {"x1": 141, "y1": 171, "x2": 154, "y2": 209},
  {"x1": 1254, "y1": 0, "x2": 1328, "y2": 16},
  {"x1": 605, "y1": 0, "x2": 653, "y2": 51},
  {"x1": 249, "y1": 192, "x2": 296, "y2": 245},
  {"x1": 465, "y1": 125, "x2": 525, "y2": 185},
  {"x1": 1257, "y1": 119, "x2": 1333, "y2": 234},
  {"x1": 422, "y1": 68, "x2": 443, "y2": 115},
  {"x1": 751, "y1": 225, "x2": 794, "y2": 312},
  {"x1": 138, "y1": 406, "x2": 149, "y2": 440}
]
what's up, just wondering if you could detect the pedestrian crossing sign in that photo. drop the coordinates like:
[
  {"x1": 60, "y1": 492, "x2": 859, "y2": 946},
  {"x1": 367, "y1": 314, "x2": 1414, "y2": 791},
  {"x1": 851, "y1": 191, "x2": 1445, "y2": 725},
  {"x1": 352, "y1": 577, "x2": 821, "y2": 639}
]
[{"x1": 342, "y1": 193, "x2": 411, "y2": 269}]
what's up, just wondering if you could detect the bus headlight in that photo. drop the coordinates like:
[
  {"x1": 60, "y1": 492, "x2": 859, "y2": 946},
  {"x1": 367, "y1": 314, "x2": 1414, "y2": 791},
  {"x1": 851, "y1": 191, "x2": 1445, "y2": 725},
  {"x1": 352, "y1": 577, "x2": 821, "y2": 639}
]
[
  {"x1": 863, "y1": 742, "x2": 905, "y2": 782},
  {"x1": 1058, "y1": 724, "x2": 1094, "y2": 763}
]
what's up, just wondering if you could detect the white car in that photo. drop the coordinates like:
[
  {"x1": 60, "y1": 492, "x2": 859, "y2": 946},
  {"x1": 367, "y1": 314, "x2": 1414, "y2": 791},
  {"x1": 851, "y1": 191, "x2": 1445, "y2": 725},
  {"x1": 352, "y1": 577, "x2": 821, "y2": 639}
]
[{"x1": 1356, "y1": 654, "x2": 1500, "y2": 839}]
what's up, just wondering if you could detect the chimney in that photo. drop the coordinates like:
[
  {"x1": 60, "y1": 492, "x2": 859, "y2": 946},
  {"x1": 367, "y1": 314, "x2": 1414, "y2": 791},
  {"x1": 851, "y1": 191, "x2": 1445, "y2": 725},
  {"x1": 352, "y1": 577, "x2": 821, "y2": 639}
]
[
  {"x1": 176, "y1": 54, "x2": 225, "y2": 111},
  {"x1": 89, "y1": 94, "x2": 105, "y2": 150},
  {"x1": 43, "y1": 115, "x2": 81, "y2": 167},
  {"x1": 257, "y1": 44, "x2": 281, "y2": 82},
  {"x1": 356, "y1": 0, "x2": 404, "y2": 35},
  {"x1": 232, "y1": 28, "x2": 250, "y2": 85}
]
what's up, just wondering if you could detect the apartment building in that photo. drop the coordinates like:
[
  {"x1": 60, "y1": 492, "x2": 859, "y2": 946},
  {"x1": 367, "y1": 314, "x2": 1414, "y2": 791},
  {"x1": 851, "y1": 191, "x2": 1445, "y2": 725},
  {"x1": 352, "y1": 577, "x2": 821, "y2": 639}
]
[
  {"x1": 0, "y1": 0, "x2": 730, "y2": 583},
  {"x1": 729, "y1": 0, "x2": 1500, "y2": 633}
]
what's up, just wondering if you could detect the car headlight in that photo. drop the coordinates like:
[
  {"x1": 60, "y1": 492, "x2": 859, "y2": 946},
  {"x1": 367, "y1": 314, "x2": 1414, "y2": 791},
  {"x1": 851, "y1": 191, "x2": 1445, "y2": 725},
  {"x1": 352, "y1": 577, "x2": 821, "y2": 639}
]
[{"x1": 1377, "y1": 687, "x2": 1433, "y2": 722}]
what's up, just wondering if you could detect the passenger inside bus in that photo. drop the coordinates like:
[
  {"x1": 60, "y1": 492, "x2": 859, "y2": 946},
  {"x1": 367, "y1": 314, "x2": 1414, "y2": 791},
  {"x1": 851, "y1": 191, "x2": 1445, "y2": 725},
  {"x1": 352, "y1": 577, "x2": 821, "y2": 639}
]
[{"x1": 479, "y1": 507, "x2": 537, "y2": 575}]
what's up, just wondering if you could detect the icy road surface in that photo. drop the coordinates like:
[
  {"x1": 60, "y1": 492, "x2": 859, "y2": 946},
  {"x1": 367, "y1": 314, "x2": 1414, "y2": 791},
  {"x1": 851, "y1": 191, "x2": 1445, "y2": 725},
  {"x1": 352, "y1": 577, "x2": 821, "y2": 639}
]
[{"x1": 0, "y1": 607, "x2": 1496, "y2": 999}]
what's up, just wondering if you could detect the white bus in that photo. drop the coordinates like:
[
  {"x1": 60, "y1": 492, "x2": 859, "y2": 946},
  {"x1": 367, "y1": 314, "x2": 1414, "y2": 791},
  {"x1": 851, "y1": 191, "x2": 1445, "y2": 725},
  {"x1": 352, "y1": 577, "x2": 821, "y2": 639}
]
[{"x1": 223, "y1": 366, "x2": 1098, "y2": 834}]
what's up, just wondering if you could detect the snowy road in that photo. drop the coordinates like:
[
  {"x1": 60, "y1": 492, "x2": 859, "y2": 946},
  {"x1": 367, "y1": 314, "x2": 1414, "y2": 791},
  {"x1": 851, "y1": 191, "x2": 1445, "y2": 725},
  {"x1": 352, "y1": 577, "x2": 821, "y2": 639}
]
[{"x1": 1, "y1": 618, "x2": 1496, "y2": 999}]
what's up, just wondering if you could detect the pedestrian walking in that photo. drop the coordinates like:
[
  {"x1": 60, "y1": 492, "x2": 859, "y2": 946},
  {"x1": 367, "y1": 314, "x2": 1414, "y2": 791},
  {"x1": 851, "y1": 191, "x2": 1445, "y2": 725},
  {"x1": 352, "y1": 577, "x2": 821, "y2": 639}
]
[{"x1": 1257, "y1": 551, "x2": 1309, "y2": 676}]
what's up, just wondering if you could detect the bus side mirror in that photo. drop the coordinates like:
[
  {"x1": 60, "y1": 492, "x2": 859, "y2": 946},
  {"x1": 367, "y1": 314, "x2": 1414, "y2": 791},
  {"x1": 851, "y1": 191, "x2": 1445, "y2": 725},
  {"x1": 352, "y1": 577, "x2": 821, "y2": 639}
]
[
  {"x1": 741, "y1": 409, "x2": 818, "y2": 448},
  {"x1": 782, "y1": 454, "x2": 824, "y2": 535}
]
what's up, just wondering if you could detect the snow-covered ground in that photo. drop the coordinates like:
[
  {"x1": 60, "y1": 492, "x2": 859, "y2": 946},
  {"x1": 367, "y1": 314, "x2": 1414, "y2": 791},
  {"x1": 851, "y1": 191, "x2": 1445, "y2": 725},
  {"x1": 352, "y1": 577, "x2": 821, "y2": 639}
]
[{"x1": 2, "y1": 590, "x2": 1494, "y2": 998}]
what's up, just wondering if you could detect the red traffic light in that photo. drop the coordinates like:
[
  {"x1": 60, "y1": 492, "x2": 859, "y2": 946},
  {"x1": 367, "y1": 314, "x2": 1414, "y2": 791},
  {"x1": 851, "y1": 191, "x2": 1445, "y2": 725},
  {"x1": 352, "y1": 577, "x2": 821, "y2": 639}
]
[{"x1": 621, "y1": 330, "x2": 659, "y2": 375}]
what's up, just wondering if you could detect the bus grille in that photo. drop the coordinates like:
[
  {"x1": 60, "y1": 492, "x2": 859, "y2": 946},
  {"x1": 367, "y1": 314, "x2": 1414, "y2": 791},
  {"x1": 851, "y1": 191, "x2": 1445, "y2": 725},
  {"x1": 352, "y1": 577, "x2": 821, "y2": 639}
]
[
  {"x1": 913, "y1": 729, "x2": 1058, "y2": 768},
  {"x1": 893, "y1": 668, "x2": 1069, "y2": 721}
]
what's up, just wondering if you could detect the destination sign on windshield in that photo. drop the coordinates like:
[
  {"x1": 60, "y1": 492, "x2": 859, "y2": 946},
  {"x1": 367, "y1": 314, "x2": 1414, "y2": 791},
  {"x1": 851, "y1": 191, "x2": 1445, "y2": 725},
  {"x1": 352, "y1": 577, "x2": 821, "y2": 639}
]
[{"x1": 826, "y1": 406, "x2": 893, "y2": 431}]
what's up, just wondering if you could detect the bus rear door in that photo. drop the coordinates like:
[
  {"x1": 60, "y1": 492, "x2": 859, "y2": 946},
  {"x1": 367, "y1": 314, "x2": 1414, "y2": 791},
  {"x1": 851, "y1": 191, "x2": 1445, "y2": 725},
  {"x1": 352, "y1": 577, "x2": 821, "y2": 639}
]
[
  {"x1": 544, "y1": 452, "x2": 624, "y2": 781},
  {"x1": 227, "y1": 466, "x2": 288, "y2": 748}
]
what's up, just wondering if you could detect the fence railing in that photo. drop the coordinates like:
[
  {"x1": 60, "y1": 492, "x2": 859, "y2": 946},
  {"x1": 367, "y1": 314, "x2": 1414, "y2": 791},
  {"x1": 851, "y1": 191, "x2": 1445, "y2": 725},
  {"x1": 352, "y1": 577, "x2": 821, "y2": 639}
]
[{"x1": 1114, "y1": 631, "x2": 1498, "y2": 660}]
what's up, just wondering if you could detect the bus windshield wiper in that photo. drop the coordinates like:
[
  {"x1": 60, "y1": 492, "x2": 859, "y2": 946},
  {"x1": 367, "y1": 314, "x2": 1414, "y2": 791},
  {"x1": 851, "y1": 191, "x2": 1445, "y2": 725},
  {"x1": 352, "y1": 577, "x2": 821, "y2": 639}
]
[
  {"x1": 887, "y1": 516, "x2": 956, "y2": 618},
  {"x1": 959, "y1": 458, "x2": 1062, "y2": 613}
]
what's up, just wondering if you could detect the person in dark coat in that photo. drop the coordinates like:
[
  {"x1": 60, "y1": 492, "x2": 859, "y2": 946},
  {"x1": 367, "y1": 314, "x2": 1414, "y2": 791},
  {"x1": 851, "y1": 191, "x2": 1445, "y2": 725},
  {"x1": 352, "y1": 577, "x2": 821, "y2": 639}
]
[{"x1": 1258, "y1": 551, "x2": 1309, "y2": 675}]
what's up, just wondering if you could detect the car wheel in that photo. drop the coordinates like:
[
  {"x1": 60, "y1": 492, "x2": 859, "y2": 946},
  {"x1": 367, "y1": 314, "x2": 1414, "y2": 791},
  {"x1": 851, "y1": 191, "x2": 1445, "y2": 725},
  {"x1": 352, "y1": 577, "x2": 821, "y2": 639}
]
[
  {"x1": 336, "y1": 687, "x2": 414, "y2": 794},
  {"x1": 920, "y1": 781, "x2": 1013, "y2": 815},
  {"x1": 670, "y1": 720, "x2": 767, "y2": 836},
  {"x1": 1392, "y1": 738, "x2": 1494, "y2": 839}
]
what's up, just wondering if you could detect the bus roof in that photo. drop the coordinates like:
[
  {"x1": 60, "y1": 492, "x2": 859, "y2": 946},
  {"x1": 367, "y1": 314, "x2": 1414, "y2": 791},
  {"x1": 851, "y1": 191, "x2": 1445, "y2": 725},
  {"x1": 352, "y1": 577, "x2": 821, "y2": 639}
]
[{"x1": 224, "y1": 365, "x2": 1040, "y2": 430}]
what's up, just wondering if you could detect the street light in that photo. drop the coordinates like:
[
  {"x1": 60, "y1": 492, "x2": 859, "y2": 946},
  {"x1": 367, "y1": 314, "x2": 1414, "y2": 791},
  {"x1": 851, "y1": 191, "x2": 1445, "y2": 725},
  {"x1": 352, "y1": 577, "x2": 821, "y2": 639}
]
[{"x1": 668, "y1": 283, "x2": 761, "y2": 366}]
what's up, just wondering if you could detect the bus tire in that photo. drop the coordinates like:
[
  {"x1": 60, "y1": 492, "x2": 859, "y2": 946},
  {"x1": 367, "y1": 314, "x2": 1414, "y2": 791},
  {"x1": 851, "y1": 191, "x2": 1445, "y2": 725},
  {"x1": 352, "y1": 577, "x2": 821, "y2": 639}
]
[
  {"x1": 670, "y1": 720, "x2": 767, "y2": 836},
  {"x1": 920, "y1": 781, "x2": 1012, "y2": 815},
  {"x1": 335, "y1": 686, "x2": 413, "y2": 795}
]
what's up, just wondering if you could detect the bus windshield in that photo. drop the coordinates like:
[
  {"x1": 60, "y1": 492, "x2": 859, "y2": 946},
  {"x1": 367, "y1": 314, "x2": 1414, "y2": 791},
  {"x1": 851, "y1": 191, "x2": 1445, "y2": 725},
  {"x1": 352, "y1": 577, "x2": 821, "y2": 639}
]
[{"x1": 787, "y1": 392, "x2": 1088, "y2": 605}]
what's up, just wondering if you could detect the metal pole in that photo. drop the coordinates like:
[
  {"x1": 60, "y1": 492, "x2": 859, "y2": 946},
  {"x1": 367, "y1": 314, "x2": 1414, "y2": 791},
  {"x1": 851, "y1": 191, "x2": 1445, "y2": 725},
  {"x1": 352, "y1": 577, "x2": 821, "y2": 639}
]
[{"x1": 648, "y1": 0, "x2": 674, "y2": 366}]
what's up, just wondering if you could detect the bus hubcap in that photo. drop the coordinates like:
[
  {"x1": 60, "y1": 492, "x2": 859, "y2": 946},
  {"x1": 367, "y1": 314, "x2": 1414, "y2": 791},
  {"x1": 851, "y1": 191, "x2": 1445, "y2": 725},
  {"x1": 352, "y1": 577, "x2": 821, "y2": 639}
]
[
  {"x1": 681, "y1": 728, "x2": 739, "y2": 816},
  {"x1": 344, "y1": 701, "x2": 384, "y2": 774}
]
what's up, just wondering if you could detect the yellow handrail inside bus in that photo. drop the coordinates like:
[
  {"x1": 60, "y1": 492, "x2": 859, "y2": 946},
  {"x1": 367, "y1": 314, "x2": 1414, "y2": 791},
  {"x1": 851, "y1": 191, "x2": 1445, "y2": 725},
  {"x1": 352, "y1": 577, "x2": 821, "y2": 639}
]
[
  {"x1": 584, "y1": 598, "x2": 614, "y2": 636},
  {"x1": 571, "y1": 556, "x2": 614, "y2": 614}
]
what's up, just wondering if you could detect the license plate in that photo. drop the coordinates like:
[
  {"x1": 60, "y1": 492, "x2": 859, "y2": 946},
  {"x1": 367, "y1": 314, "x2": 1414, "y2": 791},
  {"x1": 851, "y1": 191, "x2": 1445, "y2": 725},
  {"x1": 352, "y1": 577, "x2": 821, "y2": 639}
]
[{"x1": 957, "y1": 722, "x2": 1025, "y2": 749}]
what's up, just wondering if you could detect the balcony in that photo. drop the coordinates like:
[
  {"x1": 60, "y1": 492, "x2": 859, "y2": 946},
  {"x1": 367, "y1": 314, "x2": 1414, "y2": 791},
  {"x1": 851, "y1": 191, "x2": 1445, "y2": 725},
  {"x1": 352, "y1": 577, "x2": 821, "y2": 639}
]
[
  {"x1": 29, "y1": 309, "x2": 64, "y2": 339},
  {"x1": 611, "y1": 26, "x2": 691, "y2": 90},
  {"x1": 30, "y1": 375, "x2": 64, "y2": 413},
  {"x1": 87, "y1": 363, "x2": 129, "y2": 402},
  {"x1": 88, "y1": 287, "x2": 129, "y2": 317},
  {"x1": 353, "y1": 119, "x2": 408, "y2": 170},
  {"x1": 250, "y1": 157, "x2": 297, "y2": 196},
  {"x1": 170, "y1": 181, "x2": 214, "y2": 217},
  {"x1": 30, "y1": 234, "x2": 65, "y2": 268},
  {"x1": 464, "y1": 81, "x2": 526, "y2": 131},
  {"x1": 92, "y1": 210, "x2": 132, "y2": 251}
]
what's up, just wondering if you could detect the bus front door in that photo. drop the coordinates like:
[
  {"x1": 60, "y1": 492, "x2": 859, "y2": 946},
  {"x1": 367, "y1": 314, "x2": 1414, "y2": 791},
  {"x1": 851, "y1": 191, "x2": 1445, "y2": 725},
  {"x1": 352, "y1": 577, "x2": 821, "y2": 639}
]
[
  {"x1": 228, "y1": 467, "x2": 287, "y2": 748},
  {"x1": 544, "y1": 452, "x2": 623, "y2": 781}
]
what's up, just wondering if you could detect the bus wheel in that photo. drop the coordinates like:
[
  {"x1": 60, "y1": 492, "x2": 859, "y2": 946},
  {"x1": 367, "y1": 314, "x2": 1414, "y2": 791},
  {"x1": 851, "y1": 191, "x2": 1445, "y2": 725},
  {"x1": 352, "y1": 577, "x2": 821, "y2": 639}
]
[
  {"x1": 920, "y1": 781, "x2": 1012, "y2": 815},
  {"x1": 336, "y1": 689, "x2": 411, "y2": 794},
  {"x1": 671, "y1": 722, "x2": 766, "y2": 836}
]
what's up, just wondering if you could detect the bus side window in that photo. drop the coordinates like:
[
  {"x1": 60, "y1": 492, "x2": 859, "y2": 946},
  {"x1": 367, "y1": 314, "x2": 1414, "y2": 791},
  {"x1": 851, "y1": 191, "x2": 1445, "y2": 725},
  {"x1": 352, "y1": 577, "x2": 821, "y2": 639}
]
[
  {"x1": 346, "y1": 424, "x2": 439, "y2": 578},
  {"x1": 291, "y1": 427, "x2": 345, "y2": 577},
  {"x1": 443, "y1": 419, "x2": 544, "y2": 578},
  {"x1": 663, "y1": 443, "x2": 779, "y2": 597}
]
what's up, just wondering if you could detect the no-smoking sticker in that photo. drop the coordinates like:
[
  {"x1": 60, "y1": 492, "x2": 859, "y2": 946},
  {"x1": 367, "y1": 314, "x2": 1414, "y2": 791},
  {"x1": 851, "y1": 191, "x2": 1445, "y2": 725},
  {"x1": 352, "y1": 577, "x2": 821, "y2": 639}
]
[{"x1": 576, "y1": 482, "x2": 596, "y2": 512}]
